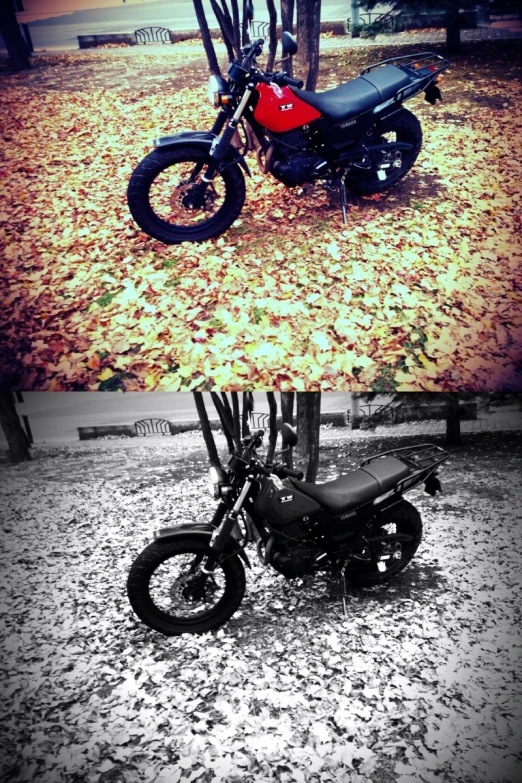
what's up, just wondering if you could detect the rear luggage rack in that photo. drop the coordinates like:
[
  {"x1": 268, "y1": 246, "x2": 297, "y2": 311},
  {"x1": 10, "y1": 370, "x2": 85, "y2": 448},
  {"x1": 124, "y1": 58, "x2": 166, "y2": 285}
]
[
  {"x1": 361, "y1": 52, "x2": 450, "y2": 78},
  {"x1": 361, "y1": 52, "x2": 450, "y2": 104},
  {"x1": 361, "y1": 443, "x2": 449, "y2": 494}
]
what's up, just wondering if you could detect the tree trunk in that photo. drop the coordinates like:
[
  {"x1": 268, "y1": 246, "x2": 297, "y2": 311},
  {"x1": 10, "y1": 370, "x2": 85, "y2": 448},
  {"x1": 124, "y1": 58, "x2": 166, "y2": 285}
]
[
  {"x1": 210, "y1": 392, "x2": 236, "y2": 454},
  {"x1": 0, "y1": 393, "x2": 31, "y2": 463},
  {"x1": 193, "y1": 392, "x2": 221, "y2": 468},
  {"x1": 281, "y1": 392, "x2": 295, "y2": 427},
  {"x1": 231, "y1": 392, "x2": 241, "y2": 448},
  {"x1": 265, "y1": 0, "x2": 278, "y2": 72},
  {"x1": 266, "y1": 392, "x2": 278, "y2": 464},
  {"x1": 241, "y1": 391, "x2": 253, "y2": 437},
  {"x1": 281, "y1": 0, "x2": 295, "y2": 34},
  {"x1": 230, "y1": 0, "x2": 242, "y2": 57},
  {"x1": 209, "y1": 0, "x2": 237, "y2": 62},
  {"x1": 296, "y1": 392, "x2": 321, "y2": 482},
  {"x1": 350, "y1": 392, "x2": 362, "y2": 430},
  {"x1": 241, "y1": 0, "x2": 250, "y2": 45},
  {"x1": 445, "y1": 394, "x2": 462, "y2": 446},
  {"x1": 445, "y1": 7, "x2": 461, "y2": 54},
  {"x1": 296, "y1": 0, "x2": 322, "y2": 91},
  {"x1": 281, "y1": 0, "x2": 295, "y2": 75},
  {"x1": 350, "y1": 0, "x2": 360, "y2": 38},
  {"x1": 193, "y1": 0, "x2": 222, "y2": 75},
  {"x1": 281, "y1": 391, "x2": 295, "y2": 467},
  {"x1": 0, "y1": 0, "x2": 31, "y2": 71}
]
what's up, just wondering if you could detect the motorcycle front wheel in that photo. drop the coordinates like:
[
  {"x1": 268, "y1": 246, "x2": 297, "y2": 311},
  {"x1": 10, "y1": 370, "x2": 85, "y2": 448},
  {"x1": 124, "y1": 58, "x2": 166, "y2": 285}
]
[
  {"x1": 127, "y1": 146, "x2": 246, "y2": 244},
  {"x1": 346, "y1": 108, "x2": 422, "y2": 195},
  {"x1": 127, "y1": 536, "x2": 246, "y2": 636},
  {"x1": 345, "y1": 499, "x2": 423, "y2": 586}
]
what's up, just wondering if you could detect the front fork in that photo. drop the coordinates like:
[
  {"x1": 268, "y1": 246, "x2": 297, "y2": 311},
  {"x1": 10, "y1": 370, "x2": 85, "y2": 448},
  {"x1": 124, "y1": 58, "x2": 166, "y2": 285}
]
[
  {"x1": 202, "y1": 479, "x2": 253, "y2": 574},
  {"x1": 186, "y1": 86, "x2": 254, "y2": 208}
]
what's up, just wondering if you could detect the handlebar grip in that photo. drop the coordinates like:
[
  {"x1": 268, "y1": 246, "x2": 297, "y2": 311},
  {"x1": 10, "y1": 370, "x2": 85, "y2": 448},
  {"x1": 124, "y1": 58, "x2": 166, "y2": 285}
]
[
  {"x1": 284, "y1": 467, "x2": 304, "y2": 480},
  {"x1": 284, "y1": 76, "x2": 304, "y2": 89}
]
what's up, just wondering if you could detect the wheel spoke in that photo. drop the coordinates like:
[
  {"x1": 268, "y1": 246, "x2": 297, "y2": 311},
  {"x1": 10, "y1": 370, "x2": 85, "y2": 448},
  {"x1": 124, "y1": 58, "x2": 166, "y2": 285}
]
[
  {"x1": 149, "y1": 550, "x2": 226, "y2": 619},
  {"x1": 149, "y1": 161, "x2": 226, "y2": 226}
]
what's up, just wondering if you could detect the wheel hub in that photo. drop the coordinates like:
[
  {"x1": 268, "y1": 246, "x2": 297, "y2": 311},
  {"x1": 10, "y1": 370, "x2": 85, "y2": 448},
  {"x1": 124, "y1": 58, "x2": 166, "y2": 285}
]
[
  {"x1": 169, "y1": 572, "x2": 215, "y2": 609},
  {"x1": 172, "y1": 183, "x2": 216, "y2": 214}
]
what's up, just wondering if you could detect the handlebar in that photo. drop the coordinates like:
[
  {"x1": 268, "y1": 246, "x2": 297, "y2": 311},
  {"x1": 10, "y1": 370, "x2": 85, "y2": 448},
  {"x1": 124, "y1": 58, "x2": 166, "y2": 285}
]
[
  {"x1": 280, "y1": 75, "x2": 304, "y2": 89},
  {"x1": 281, "y1": 466, "x2": 304, "y2": 479},
  {"x1": 260, "y1": 462, "x2": 304, "y2": 481},
  {"x1": 239, "y1": 431, "x2": 304, "y2": 480}
]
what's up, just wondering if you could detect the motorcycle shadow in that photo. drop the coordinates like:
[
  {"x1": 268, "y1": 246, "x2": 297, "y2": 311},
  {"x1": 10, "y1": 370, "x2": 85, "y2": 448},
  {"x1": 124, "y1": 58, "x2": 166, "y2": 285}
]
[{"x1": 230, "y1": 560, "x2": 449, "y2": 639}]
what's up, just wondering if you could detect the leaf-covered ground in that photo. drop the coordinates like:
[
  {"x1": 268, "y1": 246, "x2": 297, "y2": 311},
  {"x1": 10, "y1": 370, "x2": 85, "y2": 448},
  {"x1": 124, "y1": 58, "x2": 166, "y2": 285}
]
[
  {"x1": 0, "y1": 40, "x2": 521, "y2": 392},
  {"x1": 1, "y1": 429, "x2": 521, "y2": 782}
]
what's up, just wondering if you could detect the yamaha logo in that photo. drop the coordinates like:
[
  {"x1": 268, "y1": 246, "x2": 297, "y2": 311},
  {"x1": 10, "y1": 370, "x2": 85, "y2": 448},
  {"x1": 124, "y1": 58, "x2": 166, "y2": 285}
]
[
  {"x1": 340, "y1": 118, "x2": 357, "y2": 128},
  {"x1": 278, "y1": 103, "x2": 294, "y2": 112},
  {"x1": 340, "y1": 509, "x2": 357, "y2": 519}
]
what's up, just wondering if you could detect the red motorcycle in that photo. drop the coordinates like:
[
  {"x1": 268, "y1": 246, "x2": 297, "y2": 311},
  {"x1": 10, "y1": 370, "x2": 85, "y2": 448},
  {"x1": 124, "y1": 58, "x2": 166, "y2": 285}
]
[{"x1": 127, "y1": 30, "x2": 448, "y2": 244}]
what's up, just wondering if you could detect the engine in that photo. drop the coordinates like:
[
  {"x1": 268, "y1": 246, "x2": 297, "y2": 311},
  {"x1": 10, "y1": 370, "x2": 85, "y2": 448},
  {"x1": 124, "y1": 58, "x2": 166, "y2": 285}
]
[
  {"x1": 268, "y1": 129, "x2": 328, "y2": 188},
  {"x1": 267, "y1": 516, "x2": 324, "y2": 578},
  {"x1": 271, "y1": 541, "x2": 324, "y2": 578}
]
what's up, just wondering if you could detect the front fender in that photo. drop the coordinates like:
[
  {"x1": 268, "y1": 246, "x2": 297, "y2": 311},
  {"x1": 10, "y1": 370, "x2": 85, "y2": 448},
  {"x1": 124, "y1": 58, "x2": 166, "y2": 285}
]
[
  {"x1": 153, "y1": 130, "x2": 251, "y2": 177},
  {"x1": 153, "y1": 522, "x2": 251, "y2": 568}
]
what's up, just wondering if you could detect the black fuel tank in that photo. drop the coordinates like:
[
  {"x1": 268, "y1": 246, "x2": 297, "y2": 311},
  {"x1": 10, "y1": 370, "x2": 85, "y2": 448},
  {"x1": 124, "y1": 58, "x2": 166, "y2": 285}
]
[{"x1": 253, "y1": 476, "x2": 320, "y2": 526}]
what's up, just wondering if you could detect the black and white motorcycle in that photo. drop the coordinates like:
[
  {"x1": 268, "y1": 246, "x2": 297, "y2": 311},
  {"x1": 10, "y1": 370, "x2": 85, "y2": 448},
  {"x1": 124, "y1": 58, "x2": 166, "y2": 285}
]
[{"x1": 127, "y1": 424, "x2": 447, "y2": 635}]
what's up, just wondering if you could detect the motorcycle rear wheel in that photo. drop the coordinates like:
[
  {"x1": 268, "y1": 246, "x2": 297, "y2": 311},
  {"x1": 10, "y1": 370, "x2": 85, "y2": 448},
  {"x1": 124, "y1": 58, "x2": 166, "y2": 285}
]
[
  {"x1": 346, "y1": 108, "x2": 422, "y2": 195},
  {"x1": 127, "y1": 146, "x2": 246, "y2": 244},
  {"x1": 127, "y1": 536, "x2": 246, "y2": 636},
  {"x1": 345, "y1": 499, "x2": 422, "y2": 586}
]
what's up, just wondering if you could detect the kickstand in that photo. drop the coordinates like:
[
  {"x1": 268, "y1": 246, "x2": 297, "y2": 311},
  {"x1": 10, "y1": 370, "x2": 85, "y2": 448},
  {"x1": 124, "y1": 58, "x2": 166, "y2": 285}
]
[
  {"x1": 339, "y1": 174, "x2": 348, "y2": 224},
  {"x1": 339, "y1": 563, "x2": 349, "y2": 617}
]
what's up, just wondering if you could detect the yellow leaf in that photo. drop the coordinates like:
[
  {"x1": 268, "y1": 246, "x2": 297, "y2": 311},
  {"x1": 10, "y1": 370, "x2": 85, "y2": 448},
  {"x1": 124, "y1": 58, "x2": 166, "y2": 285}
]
[
  {"x1": 418, "y1": 354, "x2": 439, "y2": 378},
  {"x1": 394, "y1": 370, "x2": 417, "y2": 385},
  {"x1": 159, "y1": 375, "x2": 182, "y2": 391},
  {"x1": 97, "y1": 368, "x2": 114, "y2": 381}
]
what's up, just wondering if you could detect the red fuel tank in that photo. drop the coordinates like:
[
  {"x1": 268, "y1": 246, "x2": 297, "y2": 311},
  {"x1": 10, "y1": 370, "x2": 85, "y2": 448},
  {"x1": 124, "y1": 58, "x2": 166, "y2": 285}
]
[{"x1": 253, "y1": 82, "x2": 321, "y2": 132}]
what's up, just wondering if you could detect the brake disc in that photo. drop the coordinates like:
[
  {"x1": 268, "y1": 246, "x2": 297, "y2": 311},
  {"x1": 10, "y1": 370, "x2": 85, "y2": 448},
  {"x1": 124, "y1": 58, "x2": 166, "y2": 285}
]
[{"x1": 171, "y1": 183, "x2": 217, "y2": 215}]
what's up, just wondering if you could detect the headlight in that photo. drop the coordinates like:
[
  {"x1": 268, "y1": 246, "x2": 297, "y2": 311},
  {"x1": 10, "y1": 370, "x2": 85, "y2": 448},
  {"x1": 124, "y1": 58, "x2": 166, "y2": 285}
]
[
  {"x1": 207, "y1": 74, "x2": 233, "y2": 107},
  {"x1": 208, "y1": 466, "x2": 220, "y2": 498},
  {"x1": 208, "y1": 75, "x2": 221, "y2": 107}
]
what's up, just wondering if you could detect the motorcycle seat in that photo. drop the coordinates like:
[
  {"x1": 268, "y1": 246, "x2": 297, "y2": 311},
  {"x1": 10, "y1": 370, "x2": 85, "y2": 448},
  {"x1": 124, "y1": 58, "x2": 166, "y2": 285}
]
[
  {"x1": 295, "y1": 65, "x2": 412, "y2": 124},
  {"x1": 292, "y1": 456, "x2": 411, "y2": 515}
]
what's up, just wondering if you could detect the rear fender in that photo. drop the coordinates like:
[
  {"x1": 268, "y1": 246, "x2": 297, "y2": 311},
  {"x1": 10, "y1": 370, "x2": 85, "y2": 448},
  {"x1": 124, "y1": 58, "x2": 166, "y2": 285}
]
[
  {"x1": 153, "y1": 522, "x2": 251, "y2": 568},
  {"x1": 153, "y1": 130, "x2": 251, "y2": 177}
]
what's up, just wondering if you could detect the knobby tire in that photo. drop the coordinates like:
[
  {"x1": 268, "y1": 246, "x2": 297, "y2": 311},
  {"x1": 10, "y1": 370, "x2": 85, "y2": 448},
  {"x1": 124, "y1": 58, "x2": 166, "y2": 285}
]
[
  {"x1": 347, "y1": 108, "x2": 423, "y2": 196},
  {"x1": 127, "y1": 146, "x2": 246, "y2": 244},
  {"x1": 127, "y1": 536, "x2": 246, "y2": 636},
  {"x1": 346, "y1": 499, "x2": 423, "y2": 586}
]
